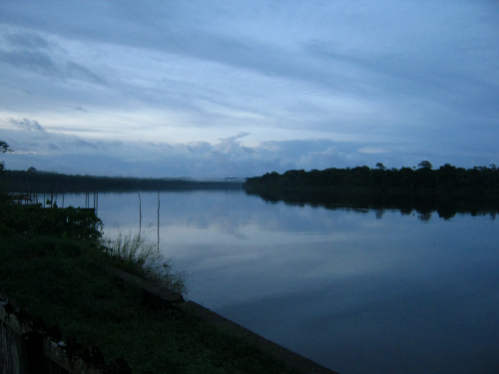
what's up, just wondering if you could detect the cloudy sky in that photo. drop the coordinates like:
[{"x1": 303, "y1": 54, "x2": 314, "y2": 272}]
[{"x1": 1, "y1": 1, "x2": 498, "y2": 178}]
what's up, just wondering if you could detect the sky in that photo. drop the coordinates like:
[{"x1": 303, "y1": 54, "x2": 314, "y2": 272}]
[{"x1": 0, "y1": 0, "x2": 498, "y2": 179}]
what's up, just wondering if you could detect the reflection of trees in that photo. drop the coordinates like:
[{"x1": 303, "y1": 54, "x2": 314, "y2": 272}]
[
  {"x1": 418, "y1": 212, "x2": 432, "y2": 221},
  {"x1": 244, "y1": 189, "x2": 498, "y2": 222},
  {"x1": 375, "y1": 209, "x2": 384, "y2": 219}
]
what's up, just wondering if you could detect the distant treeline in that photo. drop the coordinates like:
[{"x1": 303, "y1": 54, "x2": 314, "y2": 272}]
[
  {"x1": 0, "y1": 170, "x2": 243, "y2": 193},
  {"x1": 244, "y1": 161, "x2": 499, "y2": 197}
]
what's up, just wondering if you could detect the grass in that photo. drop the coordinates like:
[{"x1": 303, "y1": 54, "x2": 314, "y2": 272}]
[
  {"x1": 0, "y1": 200, "x2": 299, "y2": 374},
  {"x1": 100, "y1": 231, "x2": 187, "y2": 295}
]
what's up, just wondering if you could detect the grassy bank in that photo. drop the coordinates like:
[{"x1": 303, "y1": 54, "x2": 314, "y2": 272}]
[{"x1": 0, "y1": 198, "x2": 298, "y2": 373}]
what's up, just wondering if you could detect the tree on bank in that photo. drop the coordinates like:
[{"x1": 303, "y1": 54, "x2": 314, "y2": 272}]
[
  {"x1": 0, "y1": 140, "x2": 13, "y2": 172},
  {"x1": 0, "y1": 141, "x2": 12, "y2": 153},
  {"x1": 418, "y1": 160, "x2": 432, "y2": 169}
]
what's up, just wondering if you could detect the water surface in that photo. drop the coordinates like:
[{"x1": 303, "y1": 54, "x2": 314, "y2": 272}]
[{"x1": 53, "y1": 190, "x2": 499, "y2": 374}]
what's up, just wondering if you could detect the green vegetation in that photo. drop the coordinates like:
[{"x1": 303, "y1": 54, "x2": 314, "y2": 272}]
[
  {"x1": 101, "y1": 232, "x2": 187, "y2": 295},
  {"x1": 0, "y1": 140, "x2": 13, "y2": 173},
  {"x1": 0, "y1": 191, "x2": 298, "y2": 373},
  {"x1": 0, "y1": 202, "x2": 102, "y2": 239}
]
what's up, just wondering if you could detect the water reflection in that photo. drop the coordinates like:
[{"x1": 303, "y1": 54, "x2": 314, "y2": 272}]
[
  {"x1": 244, "y1": 189, "x2": 498, "y2": 221},
  {"x1": 39, "y1": 190, "x2": 499, "y2": 374}
]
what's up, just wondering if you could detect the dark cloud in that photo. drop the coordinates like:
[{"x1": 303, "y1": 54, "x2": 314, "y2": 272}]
[
  {"x1": 0, "y1": 28, "x2": 105, "y2": 85},
  {"x1": 149, "y1": 142, "x2": 174, "y2": 149},
  {"x1": 9, "y1": 118, "x2": 45, "y2": 131},
  {"x1": 5, "y1": 31, "x2": 50, "y2": 50},
  {"x1": 1, "y1": 121, "x2": 110, "y2": 156},
  {"x1": 65, "y1": 62, "x2": 105, "y2": 84},
  {"x1": 73, "y1": 138, "x2": 98, "y2": 150},
  {"x1": 0, "y1": 48, "x2": 105, "y2": 85},
  {"x1": 48, "y1": 143, "x2": 60, "y2": 150},
  {"x1": 0, "y1": 49, "x2": 58, "y2": 74},
  {"x1": 0, "y1": 2, "x2": 385, "y2": 95},
  {"x1": 4, "y1": 1, "x2": 495, "y2": 105},
  {"x1": 187, "y1": 142, "x2": 212, "y2": 154},
  {"x1": 215, "y1": 132, "x2": 250, "y2": 153}
]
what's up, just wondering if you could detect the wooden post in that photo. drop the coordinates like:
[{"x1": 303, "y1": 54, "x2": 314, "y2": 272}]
[
  {"x1": 138, "y1": 193, "x2": 142, "y2": 239},
  {"x1": 157, "y1": 191, "x2": 160, "y2": 252}
]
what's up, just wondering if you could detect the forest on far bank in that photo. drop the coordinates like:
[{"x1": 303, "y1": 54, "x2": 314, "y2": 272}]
[
  {"x1": 244, "y1": 161, "x2": 499, "y2": 197},
  {"x1": 0, "y1": 169, "x2": 242, "y2": 193}
]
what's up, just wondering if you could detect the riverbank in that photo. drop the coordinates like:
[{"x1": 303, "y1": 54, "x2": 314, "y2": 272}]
[{"x1": 0, "y1": 235, "x2": 294, "y2": 373}]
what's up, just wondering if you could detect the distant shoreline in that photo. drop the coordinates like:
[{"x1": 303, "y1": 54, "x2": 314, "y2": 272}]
[
  {"x1": 0, "y1": 170, "x2": 244, "y2": 193},
  {"x1": 243, "y1": 164, "x2": 499, "y2": 198}
]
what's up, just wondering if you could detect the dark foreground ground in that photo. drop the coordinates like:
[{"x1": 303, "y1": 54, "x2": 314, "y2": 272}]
[{"x1": 0, "y1": 233, "x2": 337, "y2": 374}]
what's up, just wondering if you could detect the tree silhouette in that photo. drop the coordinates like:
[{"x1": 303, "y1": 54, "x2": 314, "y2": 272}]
[
  {"x1": 418, "y1": 160, "x2": 432, "y2": 169},
  {"x1": 0, "y1": 140, "x2": 12, "y2": 154},
  {"x1": 0, "y1": 140, "x2": 13, "y2": 172}
]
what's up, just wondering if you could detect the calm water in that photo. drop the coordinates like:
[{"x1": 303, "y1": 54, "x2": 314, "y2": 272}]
[{"x1": 53, "y1": 190, "x2": 499, "y2": 374}]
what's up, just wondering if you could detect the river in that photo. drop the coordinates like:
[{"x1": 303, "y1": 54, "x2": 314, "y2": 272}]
[{"x1": 46, "y1": 189, "x2": 499, "y2": 374}]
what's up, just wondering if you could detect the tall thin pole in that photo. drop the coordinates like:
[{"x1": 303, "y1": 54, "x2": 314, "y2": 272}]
[
  {"x1": 25, "y1": 176, "x2": 30, "y2": 195},
  {"x1": 157, "y1": 191, "x2": 160, "y2": 252},
  {"x1": 138, "y1": 193, "x2": 142, "y2": 239}
]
